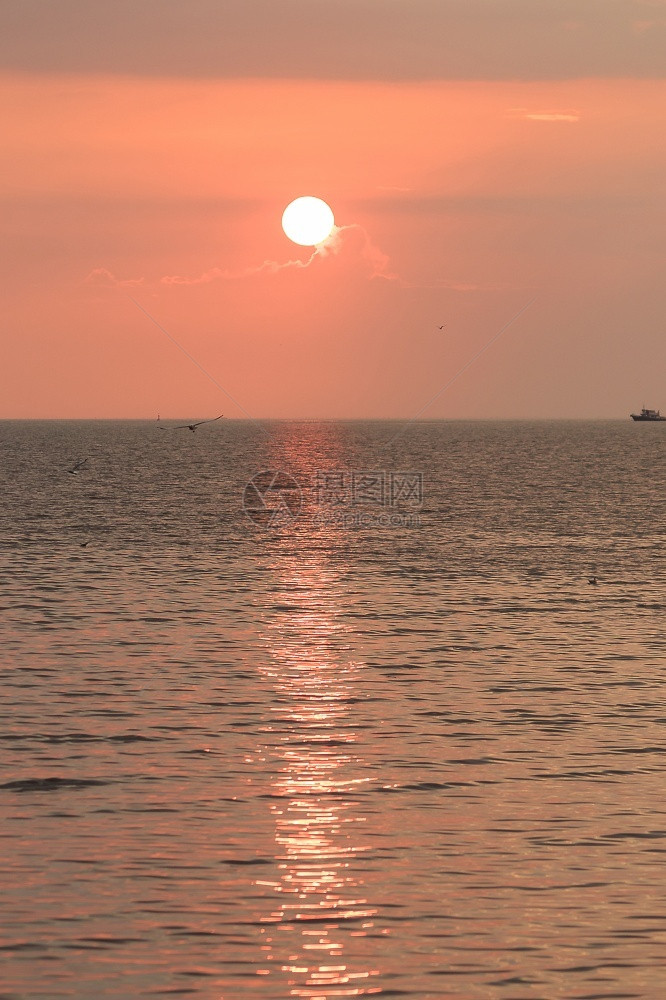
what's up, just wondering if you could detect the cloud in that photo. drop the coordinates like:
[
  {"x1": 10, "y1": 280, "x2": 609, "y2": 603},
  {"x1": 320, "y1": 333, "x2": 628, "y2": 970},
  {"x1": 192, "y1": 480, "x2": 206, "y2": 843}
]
[
  {"x1": 320, "y1": 225, "x2": 398, "y2": 281},
  {"x1": 159, "y1": 224, "x2": 397, "y2": 286},
  {"x1": 160, "y1": 256, "x2": 317, "y2": 286},
  {"x1": 524, "y1": 112, "x2": 581, "y2": 122},
  {"x1": 85, "y1": 225, "x2": 516, "y2": 295},
  {"x1": 508, "y1": 107, "x2": 581, "y2": 122},
  {"x1": 83, "y1": 225, "x2": 397, "y2": 290},
  {"x1": 84, "y1": 267, "x2": 145, "y2": 288}
]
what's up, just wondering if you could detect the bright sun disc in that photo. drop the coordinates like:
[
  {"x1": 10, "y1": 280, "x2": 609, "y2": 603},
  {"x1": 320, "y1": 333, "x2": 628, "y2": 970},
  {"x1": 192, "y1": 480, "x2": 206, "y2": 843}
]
[{"x1": 282, "y1": 196, "x2": 334, "y2": 246}]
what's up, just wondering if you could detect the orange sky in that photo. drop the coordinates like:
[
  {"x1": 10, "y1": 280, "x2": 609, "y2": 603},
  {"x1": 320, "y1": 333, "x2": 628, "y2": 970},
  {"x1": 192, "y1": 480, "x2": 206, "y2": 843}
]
[{"x1": 1, "y1": 3, "x2": 665, "y2": 418}]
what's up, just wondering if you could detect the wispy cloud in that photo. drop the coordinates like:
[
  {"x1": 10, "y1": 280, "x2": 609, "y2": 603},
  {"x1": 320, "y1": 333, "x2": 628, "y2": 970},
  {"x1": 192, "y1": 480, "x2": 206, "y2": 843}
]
[
  {"x1": 159, "y1": 223, "x2": 397, "y2": 286},
  {"x1": 84, "y1": 225, "x2": 395, "y2": 291},
  {"x1": 159, "y1": 255, "x2": 317, "y2": 286},
  {"x1": 524, "y1": 111, "x2": 581, "y2": 122},
  {"x1": 508, "y1": 107, "x2": 581, "y2": 122},
  {"x1": 85, "y1": 226, "x2": 499, "y2": 295},
  {"x1": 85, "y1": 266, "x2": 145, "y2": 288}
]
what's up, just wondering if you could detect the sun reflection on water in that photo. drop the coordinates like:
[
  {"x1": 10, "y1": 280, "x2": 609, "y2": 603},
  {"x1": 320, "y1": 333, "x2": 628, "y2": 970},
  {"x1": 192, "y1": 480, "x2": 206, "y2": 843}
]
[{"x1": 255, "y1": 553, "x2": 382, "y2": 998}]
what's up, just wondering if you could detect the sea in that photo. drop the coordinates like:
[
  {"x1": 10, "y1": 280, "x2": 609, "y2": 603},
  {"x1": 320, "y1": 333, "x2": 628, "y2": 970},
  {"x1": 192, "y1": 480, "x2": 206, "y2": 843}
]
[{"x1": 1, "y1": 419, "x2": 665, "y2": 1000}]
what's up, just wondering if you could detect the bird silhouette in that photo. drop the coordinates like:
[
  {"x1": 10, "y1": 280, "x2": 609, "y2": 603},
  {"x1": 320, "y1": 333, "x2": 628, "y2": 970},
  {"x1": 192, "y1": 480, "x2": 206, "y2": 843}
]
[
  {"x1": 159, "y1": 415, "x2": 223, "y2": 433},
  {"x1": 67, "y1": 458, "x2": 88, "y2": 475}
]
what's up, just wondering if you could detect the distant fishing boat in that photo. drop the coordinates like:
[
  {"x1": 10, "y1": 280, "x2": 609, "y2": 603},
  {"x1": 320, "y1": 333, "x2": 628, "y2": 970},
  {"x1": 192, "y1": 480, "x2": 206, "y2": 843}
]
[{"x1": 630, "y1": 407, "x2": 666, "y2": 421}]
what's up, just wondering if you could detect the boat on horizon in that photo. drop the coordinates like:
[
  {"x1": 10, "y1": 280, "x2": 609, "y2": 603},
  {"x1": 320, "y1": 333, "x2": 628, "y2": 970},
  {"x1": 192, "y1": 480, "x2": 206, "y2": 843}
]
[{"x1": 630, "y1": 407, "x2": 666, "y2": 421}]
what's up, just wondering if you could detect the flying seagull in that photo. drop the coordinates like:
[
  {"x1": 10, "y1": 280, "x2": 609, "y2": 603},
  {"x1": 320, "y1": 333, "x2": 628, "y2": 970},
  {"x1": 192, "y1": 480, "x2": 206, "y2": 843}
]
[
  {"x1": 159, "y1": 415, "x2": 223, "y2": 433},
  {"x1": 438, "y1": 324, "x2": 447, "y2": 330},
  {"x1": 67, "y1": 458, "x2": 88, "y2": 475}
]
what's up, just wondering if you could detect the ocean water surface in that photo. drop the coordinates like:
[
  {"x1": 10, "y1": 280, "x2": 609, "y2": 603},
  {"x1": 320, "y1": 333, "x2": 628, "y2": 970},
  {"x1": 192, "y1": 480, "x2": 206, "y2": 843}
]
[{"x1": 1, "y1": 419, "x2": 665, "y2": 999}]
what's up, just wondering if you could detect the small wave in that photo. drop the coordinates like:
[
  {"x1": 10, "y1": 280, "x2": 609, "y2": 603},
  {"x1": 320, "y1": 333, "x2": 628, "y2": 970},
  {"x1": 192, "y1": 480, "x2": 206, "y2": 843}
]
[{"x1": 1, "y1": 777, "x2": 108, "y2": 792}]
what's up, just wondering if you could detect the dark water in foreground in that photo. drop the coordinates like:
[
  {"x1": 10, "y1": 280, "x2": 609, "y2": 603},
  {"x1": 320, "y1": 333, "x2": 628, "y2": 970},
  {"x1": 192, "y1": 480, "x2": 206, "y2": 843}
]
[{"x1": 1, "y1": 419, "x2": 665, "y2": 1000}]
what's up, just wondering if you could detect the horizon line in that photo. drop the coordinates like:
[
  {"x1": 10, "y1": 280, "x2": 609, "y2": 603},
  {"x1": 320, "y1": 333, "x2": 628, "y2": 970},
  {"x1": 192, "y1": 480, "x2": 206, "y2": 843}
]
[{"x1": 0, "y1": 415, "x2": 641, "y2": 423}]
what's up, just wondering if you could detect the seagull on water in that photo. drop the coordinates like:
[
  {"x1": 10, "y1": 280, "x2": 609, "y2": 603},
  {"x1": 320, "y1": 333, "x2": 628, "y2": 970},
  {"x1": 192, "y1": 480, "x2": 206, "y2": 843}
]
[
  {"x1": 588, "y1": 576, "x2": 598, "y2": 585},
  {"x1": 159, "y1": 415, "x2": 223, "y2": 433},
  {"x1": 67, "y1": 458, "x2": 88, "y2": 475}
]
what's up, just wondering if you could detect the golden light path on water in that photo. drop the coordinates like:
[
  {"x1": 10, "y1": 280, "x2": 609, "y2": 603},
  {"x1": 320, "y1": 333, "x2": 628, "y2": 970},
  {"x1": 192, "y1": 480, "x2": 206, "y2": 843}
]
[{"x1": 254, "y1": 534, "x2": 383, "y2": 997}]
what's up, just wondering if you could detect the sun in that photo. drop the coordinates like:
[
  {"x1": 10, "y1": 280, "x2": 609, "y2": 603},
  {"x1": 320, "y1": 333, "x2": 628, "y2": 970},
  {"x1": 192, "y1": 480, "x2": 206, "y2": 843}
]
[{"x1": 282, "y1": 196, "x2": 335, "y2": 246}]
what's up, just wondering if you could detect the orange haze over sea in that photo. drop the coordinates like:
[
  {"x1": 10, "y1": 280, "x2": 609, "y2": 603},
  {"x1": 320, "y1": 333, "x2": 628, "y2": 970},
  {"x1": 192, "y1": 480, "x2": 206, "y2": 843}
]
[{"x1": 2, "y1": 73, "x2": 665, "y2": 419}]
